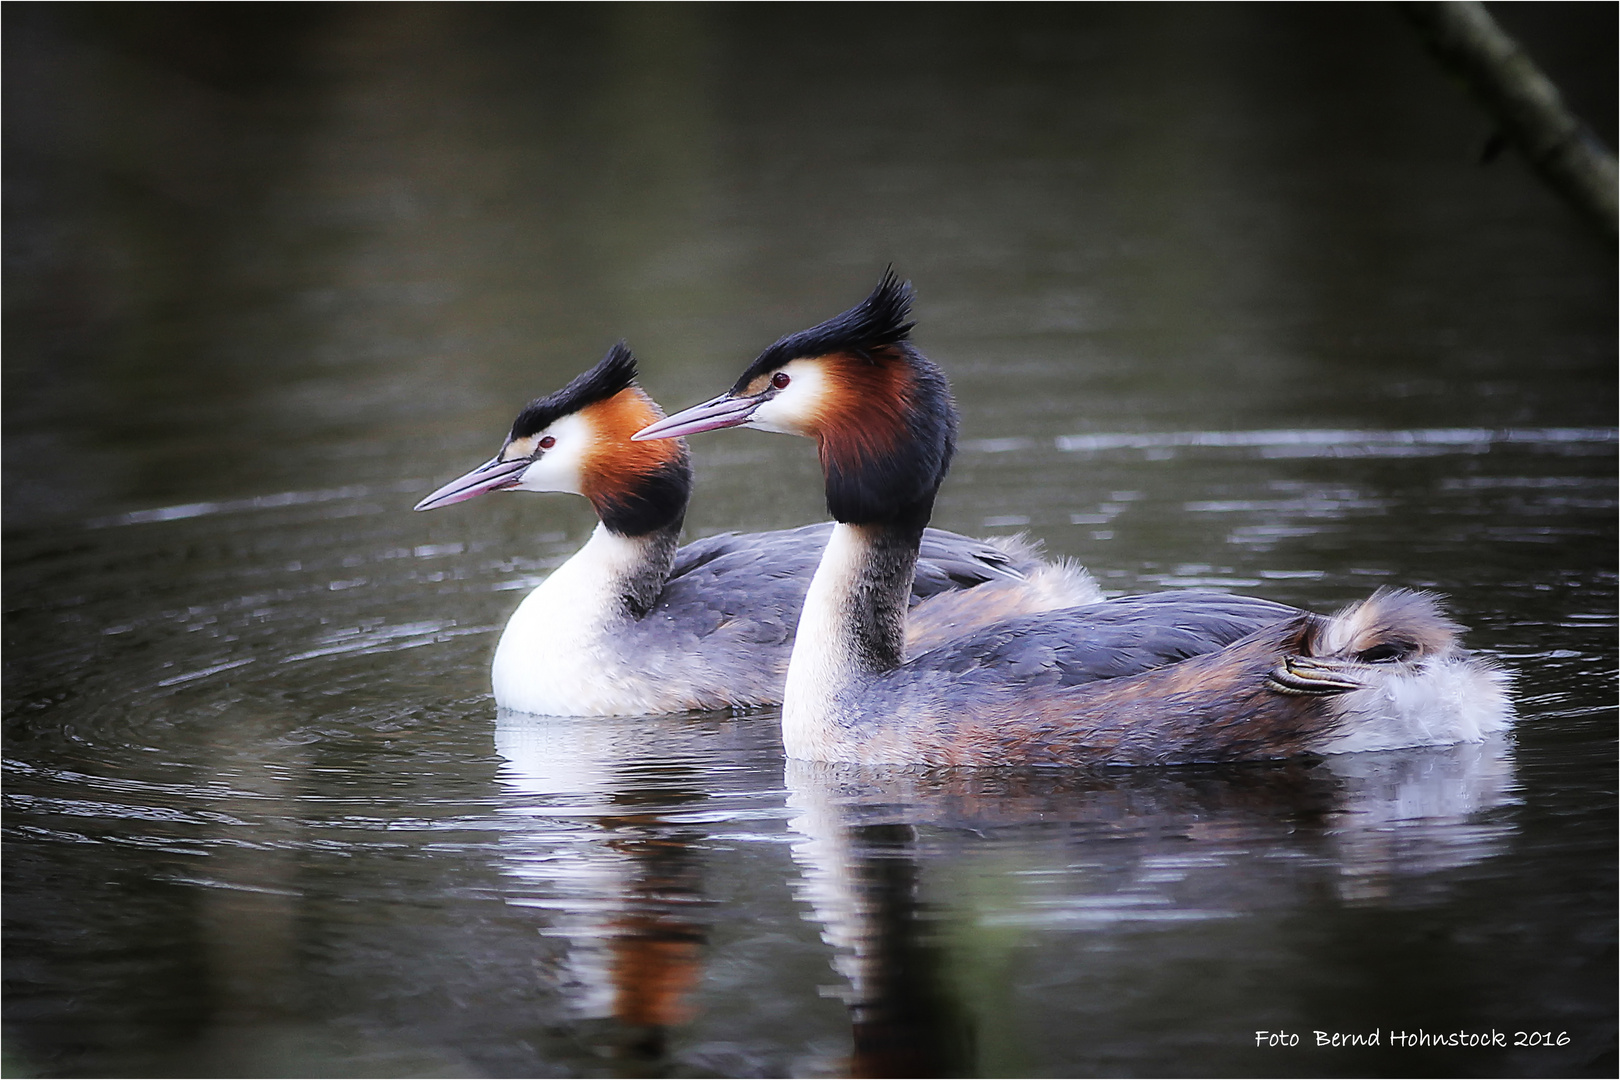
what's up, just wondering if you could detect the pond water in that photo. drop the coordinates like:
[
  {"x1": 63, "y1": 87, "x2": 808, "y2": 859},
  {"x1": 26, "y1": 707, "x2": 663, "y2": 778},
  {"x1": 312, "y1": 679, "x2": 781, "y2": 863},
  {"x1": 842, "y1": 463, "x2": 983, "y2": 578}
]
[{"x1": 4, "y1": 6, "x2": 1615, "y2": 1078}]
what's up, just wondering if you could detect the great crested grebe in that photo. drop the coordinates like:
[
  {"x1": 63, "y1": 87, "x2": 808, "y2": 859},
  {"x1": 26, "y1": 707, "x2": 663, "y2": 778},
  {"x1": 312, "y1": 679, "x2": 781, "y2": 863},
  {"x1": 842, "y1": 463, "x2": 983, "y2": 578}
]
[
  {"x1": 414, "y1": 343, "x2": 1098, "y2": 715},
  {"x1": 633, "y1": 273, "x2": 1514, "y2": 766}
]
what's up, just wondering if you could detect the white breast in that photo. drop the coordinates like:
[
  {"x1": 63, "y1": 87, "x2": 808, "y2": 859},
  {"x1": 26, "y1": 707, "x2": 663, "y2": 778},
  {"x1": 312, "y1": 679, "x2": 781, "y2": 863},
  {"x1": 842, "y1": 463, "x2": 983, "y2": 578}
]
[{"x1": 492, "y1": 525, "x2": 664, "y2": 716}]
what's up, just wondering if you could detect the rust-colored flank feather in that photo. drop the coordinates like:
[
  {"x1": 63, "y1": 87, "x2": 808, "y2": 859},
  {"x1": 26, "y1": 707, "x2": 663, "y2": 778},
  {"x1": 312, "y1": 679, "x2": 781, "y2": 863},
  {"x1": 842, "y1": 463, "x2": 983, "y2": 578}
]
[{"x1": 832, "y1": 616, "x2": 1323, "y2": 768}]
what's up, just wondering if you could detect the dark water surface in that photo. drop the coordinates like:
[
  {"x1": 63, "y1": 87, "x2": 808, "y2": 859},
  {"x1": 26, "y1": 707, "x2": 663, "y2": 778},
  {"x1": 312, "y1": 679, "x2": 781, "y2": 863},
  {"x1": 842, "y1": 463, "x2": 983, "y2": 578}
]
[{"x1": 5, "y1": 6, "x2": 1615, "y2": 1078}]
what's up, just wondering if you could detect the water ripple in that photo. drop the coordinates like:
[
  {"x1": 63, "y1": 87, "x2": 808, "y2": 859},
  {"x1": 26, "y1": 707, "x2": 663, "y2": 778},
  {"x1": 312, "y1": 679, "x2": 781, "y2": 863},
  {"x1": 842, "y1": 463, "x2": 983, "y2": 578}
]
[
  {"x1": 87, "y1": 481, "x2": 428, "y2": 529},
  {"x1": 1051, "y1": 427, "x2": 1617, "y2": 455}
]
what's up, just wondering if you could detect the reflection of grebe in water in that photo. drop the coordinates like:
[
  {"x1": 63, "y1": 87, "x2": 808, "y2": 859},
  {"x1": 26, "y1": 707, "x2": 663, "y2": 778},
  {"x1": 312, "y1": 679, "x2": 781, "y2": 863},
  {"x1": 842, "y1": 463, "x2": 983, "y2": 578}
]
[
  {"x1": 637, "y1": 274, "x2": 1514, "y2": 766},
  {"x1": 493, "y1": 711, "x2": 718, "y2": 1056},
  {"x1": 785, "y1": 739, "x2": 1517, "y2": 1075},
  {"x1": 416, "y1": 345, "x2": 1094, "y2": 716}
]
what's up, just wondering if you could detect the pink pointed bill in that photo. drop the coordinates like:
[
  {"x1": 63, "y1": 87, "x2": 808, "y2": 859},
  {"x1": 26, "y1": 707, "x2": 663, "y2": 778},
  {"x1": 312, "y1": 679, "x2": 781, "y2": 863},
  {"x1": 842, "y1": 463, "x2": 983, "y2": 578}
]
[
  {"x1": 631, "y1": 393, "x2": 760, "y2": 441},
  {"x1": 414, "y1": 457, "x2": 530, "y2": 511}
]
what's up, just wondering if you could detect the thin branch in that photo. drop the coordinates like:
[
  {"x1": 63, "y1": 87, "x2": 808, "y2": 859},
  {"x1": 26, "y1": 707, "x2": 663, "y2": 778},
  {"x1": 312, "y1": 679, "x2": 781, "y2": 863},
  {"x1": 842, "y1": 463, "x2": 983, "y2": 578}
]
[{"x1": 1399, "y1": 1, "x2": 1617, "y2": 240}]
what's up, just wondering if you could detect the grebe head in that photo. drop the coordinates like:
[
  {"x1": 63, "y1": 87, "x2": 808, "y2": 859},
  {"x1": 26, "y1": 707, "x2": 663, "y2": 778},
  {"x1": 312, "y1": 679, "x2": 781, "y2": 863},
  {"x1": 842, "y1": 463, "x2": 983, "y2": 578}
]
[
  {"x1": 1268, "y1": 588, "x2": 1466, "y2": 696},
  {"x1": 635, "y1": 271, "x2": 957, "y2": 529},
  {"x1": 415, "y1": 343, "x2": 691, "y2": 536}
]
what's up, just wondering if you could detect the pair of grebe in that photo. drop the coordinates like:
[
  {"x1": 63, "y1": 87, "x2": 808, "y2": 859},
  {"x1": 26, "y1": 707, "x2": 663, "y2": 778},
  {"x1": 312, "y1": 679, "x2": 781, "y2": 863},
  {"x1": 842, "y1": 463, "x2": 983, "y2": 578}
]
[
  {"x1": 420, "y1": 275, "x2": 1511, "y2": 765},
  {"x1": 415, "y1": 343, "x2": 1095, "y2": 716}
]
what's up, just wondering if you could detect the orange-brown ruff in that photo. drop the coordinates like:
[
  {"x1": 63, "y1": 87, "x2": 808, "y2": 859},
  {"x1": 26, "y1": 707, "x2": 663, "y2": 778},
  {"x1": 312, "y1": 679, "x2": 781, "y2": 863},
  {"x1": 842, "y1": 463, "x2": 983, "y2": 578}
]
[
  {"x1": 576, "y1": 387, "x2": 684, "y2": 515},
  {"x1": 634, "y1": 273, "x2": 1514, "y2": 764},
  {"x1": 808, "y1": 347, "x2": 914, "y2": 476}
]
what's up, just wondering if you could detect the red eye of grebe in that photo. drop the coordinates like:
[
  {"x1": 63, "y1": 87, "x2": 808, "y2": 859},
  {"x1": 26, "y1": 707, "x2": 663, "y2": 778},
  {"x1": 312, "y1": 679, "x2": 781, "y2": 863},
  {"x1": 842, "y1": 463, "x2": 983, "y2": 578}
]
[
  {"x1": 538, "y1": 435, "x2": 556, "y2": 450},
  {"x1": 771, "y1": 372, "x2": 791, "y2": 390}
]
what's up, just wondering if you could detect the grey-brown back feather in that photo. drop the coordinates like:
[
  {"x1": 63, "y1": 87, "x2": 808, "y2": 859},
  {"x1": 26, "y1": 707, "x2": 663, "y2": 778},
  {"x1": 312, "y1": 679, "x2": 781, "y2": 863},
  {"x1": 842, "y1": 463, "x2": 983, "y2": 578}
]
[
  {"x1": 664, "y1": 522, "x2": 1035, "y2": 619},
  {"x1": 910, "y1": 590, "x2": 1298, "y2": 686},
  {"x1": 598, "y1": 523, "x2": 1049, "y2": 708}
]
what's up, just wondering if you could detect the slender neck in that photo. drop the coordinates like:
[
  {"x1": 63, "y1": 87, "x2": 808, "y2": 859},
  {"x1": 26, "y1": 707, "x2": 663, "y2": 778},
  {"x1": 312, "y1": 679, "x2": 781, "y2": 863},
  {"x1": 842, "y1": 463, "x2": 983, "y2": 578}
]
[
  {"x1": 834, "y1": 523, "x2": 920, "y2": 674},
  {"x1": 570, "y1": 518, "x2": 681, "y2": 621},
  {"x1": 581, "y1": 454, "x2": 690, "y2": 616},
  {"x1": 602, "y1": 518, "x2": 683, "y2": 621},
  {"x1": 784, "y1": 522, "x2": 920, "y2": 715}
]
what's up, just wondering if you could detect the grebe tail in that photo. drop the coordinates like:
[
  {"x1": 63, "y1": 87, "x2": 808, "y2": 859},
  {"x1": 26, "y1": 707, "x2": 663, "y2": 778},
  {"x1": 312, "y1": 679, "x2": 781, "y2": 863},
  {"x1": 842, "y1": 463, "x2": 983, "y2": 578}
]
[
  {"x1": 633, "y1": 273, "x2": 1513, "y2": 765},
  {"x1": 415, "y1": 343, "x2": 1095, "y2": 716}
]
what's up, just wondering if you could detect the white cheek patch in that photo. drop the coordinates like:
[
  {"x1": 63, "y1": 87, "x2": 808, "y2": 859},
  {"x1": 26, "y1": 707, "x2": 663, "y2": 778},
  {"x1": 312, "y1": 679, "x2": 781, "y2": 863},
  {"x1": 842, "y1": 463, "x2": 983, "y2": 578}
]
[
  {"x1": 514, "y1": 412, "x2": 594, "y2": 495},
  {"x1": 750, "y1": 359, "x2": 829, "y2": 437}
]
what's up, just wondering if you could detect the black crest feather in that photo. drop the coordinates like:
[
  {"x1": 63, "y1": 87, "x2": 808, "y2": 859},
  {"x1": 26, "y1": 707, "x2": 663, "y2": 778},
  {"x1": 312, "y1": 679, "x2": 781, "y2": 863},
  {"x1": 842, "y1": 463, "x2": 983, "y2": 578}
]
[
  {"x1": 511, "y1": 342, "x2": 639, "y2": 439},
  {"x1": 731, "y1": 269, "x2": 916, "y2": 392}
]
